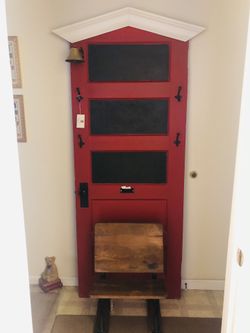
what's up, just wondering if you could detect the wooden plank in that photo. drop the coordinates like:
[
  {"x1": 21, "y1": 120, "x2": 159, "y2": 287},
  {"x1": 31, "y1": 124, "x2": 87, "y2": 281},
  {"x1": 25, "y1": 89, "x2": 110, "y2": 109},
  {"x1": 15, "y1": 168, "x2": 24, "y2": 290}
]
[
  {"x1": 90, "y1": 278, "x2": 166, "y2": 299},
  {"x1": 94, "y1": 223, "x2": 164, "y2": 273}
]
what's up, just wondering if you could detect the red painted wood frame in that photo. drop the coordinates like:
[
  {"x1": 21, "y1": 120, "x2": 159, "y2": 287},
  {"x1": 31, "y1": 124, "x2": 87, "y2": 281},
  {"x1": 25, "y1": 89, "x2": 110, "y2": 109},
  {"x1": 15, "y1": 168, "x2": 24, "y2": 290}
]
[{"x1": 70, "y1": 27, "x2": 188, "y2": 299}]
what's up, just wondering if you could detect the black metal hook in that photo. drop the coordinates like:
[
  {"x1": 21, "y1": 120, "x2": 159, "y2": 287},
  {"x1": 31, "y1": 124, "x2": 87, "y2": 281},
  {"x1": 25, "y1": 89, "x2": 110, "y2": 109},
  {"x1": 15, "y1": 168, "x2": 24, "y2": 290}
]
[
  {"x1": 78, "y1": 134, "x2": 84, "y2": 148},
  {"x1": 174, "y1": 132, "x2": 181, "y2": 147},
  {"x1": 76, "y1": 87, "x2": 83, "y2": 103},
  {"x1": 175, "y1": 86, "x2": 182, "y2": 102}
]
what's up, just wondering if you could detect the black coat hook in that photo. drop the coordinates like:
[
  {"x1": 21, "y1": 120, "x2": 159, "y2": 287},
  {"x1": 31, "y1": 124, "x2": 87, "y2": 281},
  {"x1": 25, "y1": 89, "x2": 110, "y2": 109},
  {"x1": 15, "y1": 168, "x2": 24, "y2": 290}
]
[
  {"x1": 76, "y1": 87, "x2": 83, "y2": 102},
  {"x1": 174, "y1": 132, "x2": 181, "y2": 147},
  {"x1": 78, "y1": 134, "x2": 84, "y2": 148},
  {"x1": 175, "y1": 86, "x2": 182, "y2": 102}
]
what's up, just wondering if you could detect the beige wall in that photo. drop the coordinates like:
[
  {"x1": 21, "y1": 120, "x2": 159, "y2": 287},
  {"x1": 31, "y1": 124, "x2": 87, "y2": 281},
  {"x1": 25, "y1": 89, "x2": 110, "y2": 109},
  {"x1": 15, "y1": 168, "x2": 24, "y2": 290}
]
[{"x1": 6, "y1": 0, "x2": 250, "y2": 285}]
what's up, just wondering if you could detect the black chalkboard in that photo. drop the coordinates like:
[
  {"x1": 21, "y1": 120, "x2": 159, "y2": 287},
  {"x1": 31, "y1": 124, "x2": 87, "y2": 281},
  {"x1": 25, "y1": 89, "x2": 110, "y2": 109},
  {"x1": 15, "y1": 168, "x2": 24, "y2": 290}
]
[
  {"x1": 92, "y1": 152, "x2": 167, "y2": 183},
  {"x1": 89, "y1": 44, "x2": 169, "y2": 82},
  {"x1": 90, "y1": 99, "x2": 168, "y2": 135}
]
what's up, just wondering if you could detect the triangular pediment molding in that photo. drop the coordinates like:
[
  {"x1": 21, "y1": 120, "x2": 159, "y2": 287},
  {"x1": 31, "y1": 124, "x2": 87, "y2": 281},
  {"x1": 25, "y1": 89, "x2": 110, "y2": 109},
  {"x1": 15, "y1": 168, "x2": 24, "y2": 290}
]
[{"x1": 52, "y1": 7, "x2": 205, "y2": 43}]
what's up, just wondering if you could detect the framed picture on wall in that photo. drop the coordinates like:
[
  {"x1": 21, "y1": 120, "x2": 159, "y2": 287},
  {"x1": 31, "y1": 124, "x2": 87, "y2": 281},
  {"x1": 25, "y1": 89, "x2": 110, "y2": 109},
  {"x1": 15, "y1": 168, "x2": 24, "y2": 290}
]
[
  {"x1": 8, "y1": 36, "x2": 22, "y2": 88},
  {"x1": 14, "y1": 95, "x2": 27, "y2": 142}
]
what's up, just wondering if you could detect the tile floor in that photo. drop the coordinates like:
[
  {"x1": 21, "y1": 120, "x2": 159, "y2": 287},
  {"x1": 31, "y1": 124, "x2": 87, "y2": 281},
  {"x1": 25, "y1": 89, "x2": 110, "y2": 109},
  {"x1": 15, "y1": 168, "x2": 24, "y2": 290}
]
[{"x1": 30, "y1": 285, "x2": 224, "y2": 333}]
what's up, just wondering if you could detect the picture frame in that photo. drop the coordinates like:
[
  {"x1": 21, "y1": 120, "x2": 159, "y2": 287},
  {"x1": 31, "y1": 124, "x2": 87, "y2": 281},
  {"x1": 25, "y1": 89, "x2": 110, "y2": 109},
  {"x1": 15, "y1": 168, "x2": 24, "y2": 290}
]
[
  {"x1": 14, "y1": 95, "x2": 27, "y2": 142},
  {"x1": 8, "y1": 36, "x2": 22, "y2": 88}
]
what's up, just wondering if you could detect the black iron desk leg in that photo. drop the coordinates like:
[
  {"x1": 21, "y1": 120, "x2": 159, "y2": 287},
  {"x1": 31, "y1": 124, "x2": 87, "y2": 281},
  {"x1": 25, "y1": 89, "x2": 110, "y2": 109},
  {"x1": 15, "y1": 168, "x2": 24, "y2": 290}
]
[
  {"x1": 147, "y1": 300, "x2": 162, "y2": 333},
  {"x1": 94, "y1": 299, "x2": 111, "y2": 333}
]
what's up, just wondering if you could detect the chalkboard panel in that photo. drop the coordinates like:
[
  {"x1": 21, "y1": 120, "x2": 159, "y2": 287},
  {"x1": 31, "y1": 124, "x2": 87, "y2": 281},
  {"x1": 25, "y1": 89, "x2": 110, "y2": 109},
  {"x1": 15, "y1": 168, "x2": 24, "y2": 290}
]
[
  {"x1": 92, "y1": 152, "x2": 167, "y2": 183},
  {"x1": 89, "y1": 44, "x2": 169, "y2": 82},
  {"x1": 90, "y1": 99, "x2": 168, "y2": 135}
]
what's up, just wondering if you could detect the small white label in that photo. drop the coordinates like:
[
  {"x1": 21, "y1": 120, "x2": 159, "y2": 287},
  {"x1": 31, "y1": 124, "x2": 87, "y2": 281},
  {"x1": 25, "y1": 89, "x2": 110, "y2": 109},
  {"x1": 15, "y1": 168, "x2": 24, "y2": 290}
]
[
  {"x1": 121, "y1": 186, "x2": 132, "y2": 190},
  {"x1": 76, "y1": 114, "x2": 85, "y2": 128}
]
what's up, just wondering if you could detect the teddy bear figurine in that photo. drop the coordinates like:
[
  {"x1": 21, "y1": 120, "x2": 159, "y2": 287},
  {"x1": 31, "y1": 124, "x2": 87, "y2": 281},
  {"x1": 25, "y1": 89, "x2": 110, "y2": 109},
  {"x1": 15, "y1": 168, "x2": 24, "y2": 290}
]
[{"x1": 39, "y1": 256, "x2": 63, "y2": 292}]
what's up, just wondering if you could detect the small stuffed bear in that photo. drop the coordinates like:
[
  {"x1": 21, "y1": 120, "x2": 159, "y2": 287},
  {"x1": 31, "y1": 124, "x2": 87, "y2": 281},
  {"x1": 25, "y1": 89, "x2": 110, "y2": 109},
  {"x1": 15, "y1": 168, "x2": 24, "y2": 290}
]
[
  {"x1": 41, "y1": 256, "x2": 59, "y2": 283},
  {"x1": 39, "y1": 256, "x2": 63, "y2": 292}
]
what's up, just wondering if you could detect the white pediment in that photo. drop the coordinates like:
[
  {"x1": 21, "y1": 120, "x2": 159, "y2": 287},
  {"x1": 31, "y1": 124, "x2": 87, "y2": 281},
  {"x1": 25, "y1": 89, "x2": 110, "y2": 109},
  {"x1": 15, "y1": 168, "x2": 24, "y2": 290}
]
[{"x1": 52, "y1": 7, "x2": 205, "y2": 43}]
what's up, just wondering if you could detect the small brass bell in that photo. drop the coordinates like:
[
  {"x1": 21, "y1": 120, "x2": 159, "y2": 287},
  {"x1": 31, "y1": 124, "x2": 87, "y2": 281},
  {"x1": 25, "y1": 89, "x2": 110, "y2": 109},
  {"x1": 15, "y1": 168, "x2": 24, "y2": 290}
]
[{"x1": 65, "y1": 47, "x2": 84, "y2": 63}]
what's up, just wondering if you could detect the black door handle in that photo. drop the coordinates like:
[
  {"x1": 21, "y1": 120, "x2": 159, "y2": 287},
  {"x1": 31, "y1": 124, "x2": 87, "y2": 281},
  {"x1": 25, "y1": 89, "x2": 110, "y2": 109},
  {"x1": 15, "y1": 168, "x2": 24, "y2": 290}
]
[{"x1": 78, "y1": 183, "x2": 88, "y2": 208}]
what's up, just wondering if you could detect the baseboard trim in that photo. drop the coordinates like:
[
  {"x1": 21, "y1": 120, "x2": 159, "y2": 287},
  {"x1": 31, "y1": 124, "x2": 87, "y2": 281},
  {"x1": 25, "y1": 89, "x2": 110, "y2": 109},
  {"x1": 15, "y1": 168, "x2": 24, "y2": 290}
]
[
  {"x1": 29, "y1": 276, "x2": 78, "y2": 286},
  {"x1": 181, "y1": 279, "x2": 224, "y2": 290},
  {"x1": 30, "y1": 276, "x2": 224, "y2": 290}
]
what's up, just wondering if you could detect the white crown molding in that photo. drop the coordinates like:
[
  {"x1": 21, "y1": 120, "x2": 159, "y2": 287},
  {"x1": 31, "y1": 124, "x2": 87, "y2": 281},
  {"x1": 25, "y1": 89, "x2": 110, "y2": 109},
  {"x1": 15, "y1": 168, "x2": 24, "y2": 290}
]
[{"x1": 52, "y1": 7, "x2": 205, "y2": 43}]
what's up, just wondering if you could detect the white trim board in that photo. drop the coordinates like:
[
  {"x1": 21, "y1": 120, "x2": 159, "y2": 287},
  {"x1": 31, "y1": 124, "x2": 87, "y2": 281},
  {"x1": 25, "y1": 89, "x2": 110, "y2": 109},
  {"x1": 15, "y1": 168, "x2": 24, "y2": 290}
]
[
  {"x1": 30, "y1": 276, "x2": 224, "y2": 290},
  {"x1": 29, "y1": 276, "x2": 77, "y2": 287},
  {"x1": 52, "y1": 7, "x2": 205, "y2": 43},
  {"x1": 182, "y1": 279, "x2": 225, "y2": 291}
]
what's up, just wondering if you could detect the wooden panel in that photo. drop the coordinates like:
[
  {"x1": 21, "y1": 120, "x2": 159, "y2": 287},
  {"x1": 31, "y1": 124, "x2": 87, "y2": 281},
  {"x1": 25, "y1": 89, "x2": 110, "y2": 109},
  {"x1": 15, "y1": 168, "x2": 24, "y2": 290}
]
[
  {"x1": 92, "y1": 200, "x2": 168, "y2": 220},
  {"x1": 94, "y1": 223, "x2": 164, "y2": 273},
  {"x1": 90, "y1": 278, "x2": 165, "y2": 299}
]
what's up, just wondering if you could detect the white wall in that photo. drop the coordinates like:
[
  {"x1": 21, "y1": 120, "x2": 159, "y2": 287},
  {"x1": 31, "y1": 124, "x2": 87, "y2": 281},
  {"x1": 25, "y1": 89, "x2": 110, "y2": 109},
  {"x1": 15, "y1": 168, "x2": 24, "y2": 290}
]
[
  {"x1": 0, "y1": 0, "x2": 33, "y2": 331},
  {"x1": 222, "y1": 7, "x2": 250, "y2": 332},
  {"x1": 183, "y1": 0, "x2": 250, "y2": 283},
  {"x1": 5, "y1": 0, "x2": 250, "y2": 286}
]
